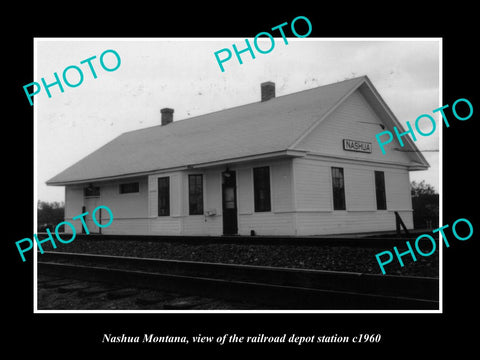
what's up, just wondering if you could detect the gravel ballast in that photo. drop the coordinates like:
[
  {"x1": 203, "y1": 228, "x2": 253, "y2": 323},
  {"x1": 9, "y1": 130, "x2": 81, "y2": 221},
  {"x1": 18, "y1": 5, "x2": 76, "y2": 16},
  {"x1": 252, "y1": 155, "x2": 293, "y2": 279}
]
[{"x1": 43, "y1": 238, "x2": 439, "y2": 278}]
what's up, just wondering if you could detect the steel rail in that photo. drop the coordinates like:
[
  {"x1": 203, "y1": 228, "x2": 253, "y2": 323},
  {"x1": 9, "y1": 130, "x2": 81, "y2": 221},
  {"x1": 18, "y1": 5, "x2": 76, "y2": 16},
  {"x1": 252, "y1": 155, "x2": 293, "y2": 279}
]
[{"x1": 38, "y1": 251, "x2": 439, "y2": 310}]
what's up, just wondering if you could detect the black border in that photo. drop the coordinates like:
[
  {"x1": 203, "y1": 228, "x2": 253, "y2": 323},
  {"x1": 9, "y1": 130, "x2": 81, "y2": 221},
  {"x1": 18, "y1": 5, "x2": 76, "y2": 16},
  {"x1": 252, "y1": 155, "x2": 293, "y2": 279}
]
[{"x1": 7, "y1": 5, "x2": 478, "y2": 355}]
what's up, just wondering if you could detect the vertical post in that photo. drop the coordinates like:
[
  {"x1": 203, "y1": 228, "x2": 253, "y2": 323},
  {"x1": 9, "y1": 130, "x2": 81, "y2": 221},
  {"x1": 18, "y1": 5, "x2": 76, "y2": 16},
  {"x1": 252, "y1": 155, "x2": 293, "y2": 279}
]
[
  {"x1": 395, "y1": 211, "x2": 410, "y2": 236},
  {"x1": 396, "y1": 211, "x2": 401, "y2": 234},
  {"x1": 81, "y1": 206, "x2": 86, "y2": 234},
  {"x1": 98, "y1": 207, "x2": 102, "y2": 235}
]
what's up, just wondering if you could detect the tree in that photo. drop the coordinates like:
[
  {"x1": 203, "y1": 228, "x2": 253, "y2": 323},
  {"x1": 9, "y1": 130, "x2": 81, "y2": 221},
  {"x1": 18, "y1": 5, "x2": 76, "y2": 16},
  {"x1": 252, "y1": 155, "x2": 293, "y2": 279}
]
[
  {"x1": 411, "y1": 181, "x2": 439, "y2": 229},
  {"x1": 411, "y1": 180, "x2": 436, "y2": 197},
  {"x1": 37, "y1": 200, "x2": 65, "y2": 232}
]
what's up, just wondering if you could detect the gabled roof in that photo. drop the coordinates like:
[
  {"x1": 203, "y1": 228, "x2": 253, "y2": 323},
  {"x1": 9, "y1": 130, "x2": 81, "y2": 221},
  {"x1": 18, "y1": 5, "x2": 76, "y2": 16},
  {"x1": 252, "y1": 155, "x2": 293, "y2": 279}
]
[{"x1": 46, "y1": 76, "x2": 428, "y2": 186}]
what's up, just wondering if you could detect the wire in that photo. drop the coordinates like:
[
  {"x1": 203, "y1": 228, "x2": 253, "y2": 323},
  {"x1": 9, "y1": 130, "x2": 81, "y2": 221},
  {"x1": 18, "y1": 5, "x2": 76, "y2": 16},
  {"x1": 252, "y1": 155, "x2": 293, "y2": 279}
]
[{"x1": 393, "y1": 148, "x2": 439, "y2": 152}]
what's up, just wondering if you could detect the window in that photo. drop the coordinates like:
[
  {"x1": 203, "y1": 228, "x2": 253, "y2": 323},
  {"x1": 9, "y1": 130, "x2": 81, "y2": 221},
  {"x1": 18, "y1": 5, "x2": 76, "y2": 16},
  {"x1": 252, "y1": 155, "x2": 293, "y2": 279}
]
[
  {"x1": 84, "y1": 185, "x2": 100, "y2": 197},
  {"x1": 189, "y1": 174, "x2": 203, "y2": 215},
  {"x1": 158, "y1": 177, "x2": 170, "y2": 216},
  {"x1": 253, "y1": 166, "x2": 271, "y2": 212},
  {"x1": 375, "y1": 171, "x2": 387, "y2": 210},
  {"x1": 331, "y1": 167, "x2": 346, "y2": 210},
  {"x1": 119, "y1": 182, "x2": 139, "y2": 194}
]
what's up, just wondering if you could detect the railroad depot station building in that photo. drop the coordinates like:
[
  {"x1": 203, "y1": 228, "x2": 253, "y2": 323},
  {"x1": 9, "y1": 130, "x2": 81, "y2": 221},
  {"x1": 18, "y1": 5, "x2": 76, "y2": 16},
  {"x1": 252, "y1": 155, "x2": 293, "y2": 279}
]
[{"x1": 47, "y1": 76, "x2": 429, "y2": 236}]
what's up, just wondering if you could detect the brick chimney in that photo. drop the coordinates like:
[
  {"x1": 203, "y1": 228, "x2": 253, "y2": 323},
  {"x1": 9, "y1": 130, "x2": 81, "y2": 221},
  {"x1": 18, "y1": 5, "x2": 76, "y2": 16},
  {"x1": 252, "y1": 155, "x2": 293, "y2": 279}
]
[
  {"x1": 161, "y1": 108, "x2": 174, "y2": 125},
  {"x1": 261, "y1": 81, "x2": 275, "y2": 102}
]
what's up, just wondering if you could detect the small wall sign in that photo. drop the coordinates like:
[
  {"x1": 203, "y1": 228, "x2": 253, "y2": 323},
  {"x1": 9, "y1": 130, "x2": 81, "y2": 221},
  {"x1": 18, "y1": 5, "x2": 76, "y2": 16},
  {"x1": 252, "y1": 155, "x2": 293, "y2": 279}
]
[{"x1": 343, "y1": 139, "x2": 372, "y2": 153}]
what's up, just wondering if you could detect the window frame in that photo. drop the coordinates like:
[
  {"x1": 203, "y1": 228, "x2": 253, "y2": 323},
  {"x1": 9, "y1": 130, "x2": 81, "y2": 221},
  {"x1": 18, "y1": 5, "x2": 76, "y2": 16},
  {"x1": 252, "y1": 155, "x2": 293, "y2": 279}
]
[
  {"x1": 374, "y1": 170, "x2": 387, "y2": 210},
  {"x1": 119, "y1": 182, "x2": 140, "y2": 194},
  {"x1": 188, "y1": 174, "x2": 204, "y2": 215},
  {"x1": 157, "y1": 177, "x2": 170, "y2": 216},
  {"x1": 331, "y1": 167, "x2": 346, "y2": 211},
  {"x1": 83, "y1": 185, "x2": 100, "y2": 198},
  {"x1": 253, "y1": 166, "x2": 271, "y2": 213}
]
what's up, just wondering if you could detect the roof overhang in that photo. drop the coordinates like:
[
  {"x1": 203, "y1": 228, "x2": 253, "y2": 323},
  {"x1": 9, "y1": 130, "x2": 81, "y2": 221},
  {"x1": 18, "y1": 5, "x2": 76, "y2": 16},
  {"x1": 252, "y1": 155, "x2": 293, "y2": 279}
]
[
  {"x1": 190, "y1": 149, "x2": 307, "y2": 169},
  {"x1": 358, "y1": 78, "x2": 431, "y2": 169},
  {"x1": 45, "y1": 166, "x2": 190, "y2": 186},
  {"x1": 289, "y1": 76, "x2": 430, "y2": 170},
  {"x1": 46, "y1": 150, "x2": 308, "y2": 186},
  {"x1": 303, "y1": 151, "x2": 429, "y2": 171}
]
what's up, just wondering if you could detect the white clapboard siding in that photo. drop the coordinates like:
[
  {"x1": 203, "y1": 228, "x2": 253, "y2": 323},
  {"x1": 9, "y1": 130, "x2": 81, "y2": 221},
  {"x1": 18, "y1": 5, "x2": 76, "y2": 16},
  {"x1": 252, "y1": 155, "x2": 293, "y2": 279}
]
[
  {"x1": 203, "y1": 170, "x2": 223, "y2": 235},
  {"x1": 204, "y1": 170, "x2": 222, "y2": 217},
  {"x1": 65, "y1": 186, "x2": 84, "y2": 220},
  {"x1": 232, "y1": 160, "x2": 296, "y2": 235},
  {"x1": 182, "y1": 213, "x2": 223, "y2": 235},
  {"x1": 64, "y1": 178, "x2": 148, "y2": 234},
  {"x1": 148, "y1": 172, "x2": 183, "y2": 218},
  {"x1": 237, "y1": 167, "x2": 254, "y2": 215},
  {"x1": 344, "y1": 167, "x2": 376, "y2": 211},
  {"x1": 102, "y1": 218, "x2": 150, "y2": 235},
  {"x1": 99, "y1": 177, "x2": 148, "y2": 219},
  {"x1": 238, "y1": 212, "x2": 295, "y2": 236},
  {"x1": 293, "y1": 158, "x2": 333, "y2": 211},
  {"x1": 295, "y1": 89, "x2": 413, "y2": 165},
  {"x1": 149, "y1": 217, "x2": 182, "y2": 235},
  {"x1": 292, "y1": 157, "x2": 414, "y2": 235},
  {"x1": 296, "y1": 210, "x2": 413, "y2": 235},
  {"x1": 170, "y1": 173, "x2": 183, "y2": 217},
  {"x1": 385, "y1": 169, "x2": 413, "y2": 211},
  {"x1": 145, "y1": 172, "x2": 184, "y2": 234},
  {"x1": 203, "y1": 214, "x2": 223, "y2": 236},
  {"x1": 237, "y1": 160, "x2": 294, "y2": 212},
  {"x1": 178, "y1": 170, "x2": 222, "y2": 235},
  {"x1": 148, "y1": 175, "x2": 158, "y2": 218},
  {"x1": 182, "y1": 216, "x2": 209, "y2": 235},
  {"x1": 271, "y1": 160, "x2": 294, "y2": 212}
]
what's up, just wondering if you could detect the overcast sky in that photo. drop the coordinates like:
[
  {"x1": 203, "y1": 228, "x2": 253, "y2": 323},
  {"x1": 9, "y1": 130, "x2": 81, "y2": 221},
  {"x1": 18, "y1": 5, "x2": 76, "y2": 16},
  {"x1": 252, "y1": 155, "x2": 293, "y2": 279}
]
[{"x1": 35, "y1": 38, "x2": 441, "y2": 203}]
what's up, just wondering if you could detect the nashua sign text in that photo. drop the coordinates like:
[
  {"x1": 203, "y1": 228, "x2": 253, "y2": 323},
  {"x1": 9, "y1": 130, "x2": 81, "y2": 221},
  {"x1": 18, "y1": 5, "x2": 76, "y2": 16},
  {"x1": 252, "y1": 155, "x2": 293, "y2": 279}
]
[{"x1": 343, "y1": 139, "x2": 372, "y2": 153}]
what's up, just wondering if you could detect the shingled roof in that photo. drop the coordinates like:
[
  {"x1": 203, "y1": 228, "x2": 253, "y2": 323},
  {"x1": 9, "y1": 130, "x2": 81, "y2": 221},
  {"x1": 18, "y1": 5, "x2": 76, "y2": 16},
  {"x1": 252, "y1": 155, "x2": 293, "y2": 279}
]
[{"x1": 46, "y1": 76, "x2": 428, "y2": 185}]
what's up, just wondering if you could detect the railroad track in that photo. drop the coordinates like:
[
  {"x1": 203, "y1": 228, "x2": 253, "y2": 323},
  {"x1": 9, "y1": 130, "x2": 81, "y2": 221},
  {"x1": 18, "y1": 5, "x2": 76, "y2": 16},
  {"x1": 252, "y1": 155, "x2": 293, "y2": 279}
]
[{"x1": 37, "y1": 251, "x2": 439, "y2": 310}]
